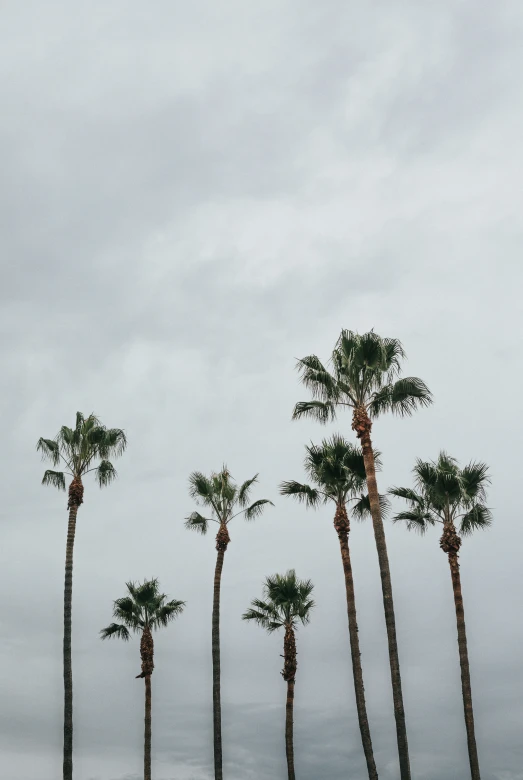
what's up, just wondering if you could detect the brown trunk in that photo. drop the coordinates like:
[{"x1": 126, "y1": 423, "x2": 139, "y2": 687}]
[
  {"x1": 334, "y1": 503, "x2": 379, "y2": 780},
  {"x1": 282, "y1": 625, "x2": 297, "y2": 780},
  {"x1": 212, "y1": 524, "x2": 230, "y2": 780},
  {"x1": 144, "y1": 675, "x2": 152, "y2": 780},
  {"x1": 353, "y1": 407, "x2": 411, "y2": 780},
  {"x1": 136, "y1": 625, "x2": 155, "y2": 678},
  {"x1": 440, "y1": 524, "x2": 481, "y2": 779},
  {"x1": 63, "y1": 477, "x2": 83, "y2": 780}
]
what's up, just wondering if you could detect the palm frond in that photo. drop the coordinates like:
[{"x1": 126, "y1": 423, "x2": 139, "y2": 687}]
[
  {"x1": 150, "y1": 599, "x2": 186, "y2": 629},
  {"x1": 100, "y1": 622, "x2": 131, "y2": 641},
  {"x1": 188, "y1": 471, "x2": 214, "y2": 504},
  {"x1": 95, "y1": 460, "x2": 117, "y2": 488},
  {"x1": 238, "y1": 475, "x2": 258, "y2": 508},
  {"x1": 184, "y1": 511, "x2": 211, "y2": 535},
  {"x1": 292, "y1": 400, "x2": 337, "y2": 424},
  {"x1": 36, "y1": 438, "x2": 60, "y2": 467},
  {"x1": 389, "y1": 377, "x2": 433, "y2": 417},
  {"x1": 295, "y1": 355, "x2": 338, "y2": 401},
  {"x1": 392, "y1": 509, "x2": 435, "y2": 534},
  {"x1": 279, "y1": 480, "x2": 321, "y2": 507},
  {"x1": 41, "y1": 470, "x2": 66, "y2": 491},
  {"x1": 352, "y1": 493, "x2": 390, "y2": 521},
  {"x1": 388, "y1": 486, "x2": 425, "y2": 505},
  {"x1": 367, "y1": 385, "x2": 393, "y2": 418},
  {"x1": 459, "y1": 462, "x2": 490, "y2": 504},
  {"x1": 244, "y1": 499, "x2": 274, "y2": 521},
  {"x1": 460, "y1": 504, "x2": 493, "y2": 536}
]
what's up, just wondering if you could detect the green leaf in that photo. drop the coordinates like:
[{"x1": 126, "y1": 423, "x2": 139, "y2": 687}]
[
  {"x1": 41, "y1": 470, "x2": 66, "y2": 491},
  {"x1": 184, "y1": 511, "x2": 211, "y2": 535},
  {"x1": 292, "y1": 400, "x2": 337, "y2": 424},
  {"x1": 100, "y1": 622, "x2": 131, "y2": 641},
  {"x1": 238, "y1": 475, "x2": 259, "y2": 508},
  {"x1": 244, "y1": 499, "x2": 274, "y2": 521},
  {"x1": 36, "y1": 438, "x2": 61, "y2": 467},
  {"x1": 460, "y1": 504, "x2": 492, "y2": 536},
  {"x1": 390, "y1": 377, "x2": 433, "y2": 417},
  {"x1": 279, "y1": 480, "x2": 321, "y2": 507},
  {"x1": 96, "y1": 460, "x2": 117, "y2": 488}
]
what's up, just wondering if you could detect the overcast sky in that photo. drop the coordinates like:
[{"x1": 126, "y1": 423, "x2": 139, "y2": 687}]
[{"x1": 1, "y1": 1, "x2": 523, "y2": 779}]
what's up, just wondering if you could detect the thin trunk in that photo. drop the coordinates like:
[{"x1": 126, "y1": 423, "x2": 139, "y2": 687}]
[
  {"x1": 63, "y1": 477, "x2": 83, "y2": 780},
  {"x1": 334, "y1": 504, "x2": 378, "y2": 780},
  {"x1": 353, "y1": 408, "x2": 411, "y2": 780},
  {"x1": 213, "y1": 524, "x2": 229, "y2": 780},
  {"x1": 144, "y1": 675, "x2": 152, "y2": 780},
  {"x1": 285, "y1": 680, "x2": 295, "y2": 780},
  {"x1": 441, "y1": 524, "x2": 481, "y2": 779},
  {"x1": 282, "y1": 626, "x2": 297, "y2": 780}
]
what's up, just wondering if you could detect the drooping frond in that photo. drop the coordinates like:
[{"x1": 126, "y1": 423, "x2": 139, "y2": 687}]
[
  {"x1": 391, "y1": 509, "x2": 437, "y2": 534},
  {"x1": 292, "y1": 400, "x2": 337, "y2": 424},
  {"x1": 98, "y1": 428, "x2": 128, "y2": 459},
  {"x1": 279, "y1": 480, "x2": 322, "y2": 507},
  {"x1": 389, "y1": 377, "x2": 433, "y2": 417},
  {"x1": 238, "y1": 475, "x2": 258, "y2": 508},
  {"x1": 352, "y1": 493, "x2": 391, "y2": 521},
  {"x1": 150, "y1": 599, "x2": 186, "y2": 629},
  {"x1": 244, "y1": 499, "x2": 274, "y2": 521},
  {"x1": 184, "y1": 511, "x2": 211, "y2": 535},
  {"x1": 459, "y1": 462, "x2": 490, "y2": 505},
  {"x1": 388, "y1": 486, "x2": 425, "y2": 505},
  {"x1": 113, "y1": 595, "x2": 143, "y2": 630},
  {"x1": 95, "y1": 460, "x2": 117, "y2": 487},
  {"x1": 295, "y1": 355, "x2": 338, "y2": 401},
  {"x1": 36, "y1": 438, "x2": 60, "y2": 467},
  {"x1": 99, "y1": 622, "x2": 131, "y2": 641},
  {"x1": 459, "y1": 504, "x2": 493, "y2": 536},
  {"x1": 41, "y1": 470, "x2": 66, "y2": 491}
]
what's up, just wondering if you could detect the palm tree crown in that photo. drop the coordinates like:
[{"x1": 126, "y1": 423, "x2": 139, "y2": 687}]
[
  {"x1": 390, "y1": 452, "x2": 492, "y2": 533},
  {"x1": 185, "y1": 466, "x2": 274, "y2": 536},
  {"x1": 280, "y1": 433, "x2": 388, "y2": 518},
  {"x1": 100, "y1": 579, "x2": 186, "y2": 642},
  {"x1": 243, "y1": 570, "x2": 315, "y2": 635},
  {"x1": 37, "y1": 411, "x2": 127, "y2": 495},
  {"x1": 292, "y1": 329, "x2": 432, "y2": 426}
]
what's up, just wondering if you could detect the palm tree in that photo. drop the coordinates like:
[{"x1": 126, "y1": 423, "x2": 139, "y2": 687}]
[
  {"x1": 243, "y1": 570, "x2": 315, "y2": 780},
  {"x1": 185, "y1": 466, "x2": 273, "y2": 780},
  {"x1": 390, "y1": 452, "x2": 491, "y2": 780},
  {"x1": 280, "y1": 434, "x2": 386, "y2": 780},
  {"x1": 292, "y1": 330, "x2": 432, "y2": 780},
  {"x1": 100, "y1": 578, "x2": 185, "y2": 780},
  {"x1": 37, "y1": 411, "x2": 127, "y2": 780}
]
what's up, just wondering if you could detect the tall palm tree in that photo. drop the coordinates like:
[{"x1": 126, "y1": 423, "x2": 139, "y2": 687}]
[
  {"x1": 292, "y1": 330, "x2": 432, "y2": 780},
  {"x1": 37, "y1": 411, "x2": 127, "y2": 780},
  {"x1": 280, "y1": 434, "x2": 387, "y2": 780},
  {"x1": 100, "y1": 578, "x2": 185, "y2": 780},
  {"x1": 390, "y1": 452, "x2": 491, "y2": 780},
  {"x1": 185, "y1": 466, "x2": 273, "y2": 780},
  {"x1": 243, "y1": 570, "x2": 315, "y2": 780}
]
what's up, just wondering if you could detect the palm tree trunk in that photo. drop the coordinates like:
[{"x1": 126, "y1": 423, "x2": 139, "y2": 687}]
[
  {"x1": 334, "y1": 504, "x2": 378, "y2": 780},
  {"x1": 353, "y1": 408, "x2": 411, "y2": 780},
  {"x1": 144, "y1": 675, "x2": 152, "y2": 780},
  {"x1": 63, "y1": 476, "x2": 83, "y2": 780},
  {"x1": 285, "y1": 679, "x2": 296, "y2": 780},
  {"x1": 213, "y1": 524, "x2": 229, "y2": 780},
  {"x1": 441, "y1": 526, "x2": 481, "y2": 779},
  {"x1": 282, "y1": 625, "x2": 297, "y2": 780}
]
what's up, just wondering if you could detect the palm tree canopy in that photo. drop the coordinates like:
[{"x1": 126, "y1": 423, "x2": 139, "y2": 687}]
[
  {"x1": 280, "y1": 433, "x2": 389, "y2": 517},
  {"x1": 292, "y1": 330, "x2": 432, "y2": 424},
  {"x1": 100, "y1": 578, "x2": 185, "y2": 640},
  {"x1": 37, "y1": 411, "x2": 127, "y2": 490},
  {"x1": 242, "y1": 570, "x2": 315, "y2": 632},
  {"x1": 185, "y1": 465, "x2": 274, "y2": 533},
  {"x1": 390, "y1": 451, "x2": 492, "y2": 535}
]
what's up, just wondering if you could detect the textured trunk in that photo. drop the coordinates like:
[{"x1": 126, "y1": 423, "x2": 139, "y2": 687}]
[
  {"x1": 440, "y1": 524, "x2": 481, "y2": 779},
  {"x1": 285, "y1": 680, "x2": 296, "y2": 780},
  {"x1": 334, "y1": 503, "x2": 378, "y2": 780},
  {"x1": 282, "y1": 626, "x2": 297, "y2": 780},
  {"x1": 353, "y1": 407, "x2": 411, "y2": 780},
  {"x1": 212, "y1": 524, "x2": 229, "y2": 780},
  {"x1": 63, "y1": 477, "x2": 83, "y2": 780},
  {"x1": 144, "y1": 675, "x2": 152, "y2": 780}
]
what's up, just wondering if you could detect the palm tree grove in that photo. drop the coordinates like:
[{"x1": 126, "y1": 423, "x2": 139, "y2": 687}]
[{"x1": 33, "y1": 329, "x2": 498, "y2": 780}]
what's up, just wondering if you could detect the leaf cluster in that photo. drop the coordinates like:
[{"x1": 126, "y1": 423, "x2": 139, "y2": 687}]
[
  {"x1": 242, "y1": 570, "x2": 315, "y2": 633},
  {"x1": 100, "y1": 578, "x2": 185, "y2": 640}
]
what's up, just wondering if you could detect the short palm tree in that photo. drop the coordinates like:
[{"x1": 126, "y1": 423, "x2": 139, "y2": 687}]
[
  {"x1": 243, "y1": 570, "x2": 315, "y2": 780},
  {"x1": 37, "y1": 411, "x2": 127, "y2": 780},
  {"x1": 100, "y1": 578, "x2": 185, "y2": 780},
  {"x1": 292, "y1": 330, "x2": 432, "y2": 780},
  {"x1": 390, "y1": 452, "x2": 491, "y2": 780},
  {"x1": 185, "y1": 466, "x2": 273, "y2": 780},
  {"x1": 280, "y1": 434, "x2": 385, "y2": 780}
]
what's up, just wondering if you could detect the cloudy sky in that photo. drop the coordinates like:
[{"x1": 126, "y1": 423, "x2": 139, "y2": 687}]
[{"x1": 2, "y1": 1, "x2": 523, "y2": 778}]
